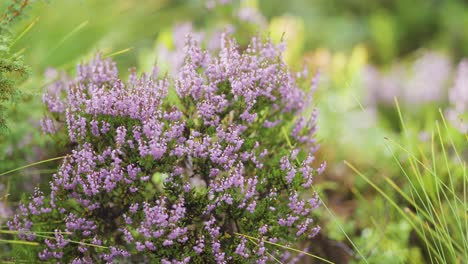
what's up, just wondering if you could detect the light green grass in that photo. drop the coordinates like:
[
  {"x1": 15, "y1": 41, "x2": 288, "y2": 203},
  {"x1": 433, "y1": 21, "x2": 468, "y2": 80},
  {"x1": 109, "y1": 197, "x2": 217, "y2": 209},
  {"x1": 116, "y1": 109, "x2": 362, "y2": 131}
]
[{"x1": 346, "y1": 101, "x2": 467, "y2": 264}]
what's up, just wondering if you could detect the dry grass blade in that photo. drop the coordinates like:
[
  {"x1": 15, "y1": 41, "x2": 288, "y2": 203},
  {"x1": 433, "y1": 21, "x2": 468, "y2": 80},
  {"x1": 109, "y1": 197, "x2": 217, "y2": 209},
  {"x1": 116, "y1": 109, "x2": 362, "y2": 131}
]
[{"x1": 234, "y1": 232, "x2": 335, "y2": 264}]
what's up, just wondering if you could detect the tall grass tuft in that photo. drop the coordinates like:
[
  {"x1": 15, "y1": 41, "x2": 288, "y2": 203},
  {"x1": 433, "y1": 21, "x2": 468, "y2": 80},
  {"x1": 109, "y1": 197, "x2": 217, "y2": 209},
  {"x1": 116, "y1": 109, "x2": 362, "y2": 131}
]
[{"x1": 346, "y1": 100, "x2": 467, "y2": 264}]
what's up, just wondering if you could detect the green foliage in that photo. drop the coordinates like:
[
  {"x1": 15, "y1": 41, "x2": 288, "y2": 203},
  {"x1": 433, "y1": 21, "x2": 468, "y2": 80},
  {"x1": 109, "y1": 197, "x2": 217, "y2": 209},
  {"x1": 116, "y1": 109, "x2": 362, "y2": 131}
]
[
  {"x1": 353, "y1": 220, "x2": 424, "y2": 264},
  {"x1": 9, "y1": 242, "x2": 38, "y2": 263},
  {"x1": 0, "y1": 0, "x2": 29, "y2": 132}
]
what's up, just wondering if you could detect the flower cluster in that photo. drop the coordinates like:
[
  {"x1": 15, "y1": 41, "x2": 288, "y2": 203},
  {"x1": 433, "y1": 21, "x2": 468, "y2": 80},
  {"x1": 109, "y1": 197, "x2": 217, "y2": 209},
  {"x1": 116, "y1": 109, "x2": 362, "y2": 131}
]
[
  {"x1": 10, "y1": 34, "x2": 323, "y2": 263},
  {"x1": 0, "y1": 200, "x2": 12, "y2": 225},
  {"x1": 155, "y1": 22, "x2": 206, "y2": 75},
  {"x1": 205, "y1": 0, "x2": 231, "y2": 10},
  {"x1": 447, "y1": 60, "x2": 468, "y2": 133},
  {"x1": 364, "y1": 51, "x2": 451, "y2": 106}
]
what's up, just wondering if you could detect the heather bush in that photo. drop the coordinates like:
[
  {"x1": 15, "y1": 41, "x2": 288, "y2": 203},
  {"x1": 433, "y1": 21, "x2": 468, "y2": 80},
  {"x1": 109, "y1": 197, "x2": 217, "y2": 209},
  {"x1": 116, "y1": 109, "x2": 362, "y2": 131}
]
[{"x1": 9, "y1": 34, "x2": 324, "y2": 263}]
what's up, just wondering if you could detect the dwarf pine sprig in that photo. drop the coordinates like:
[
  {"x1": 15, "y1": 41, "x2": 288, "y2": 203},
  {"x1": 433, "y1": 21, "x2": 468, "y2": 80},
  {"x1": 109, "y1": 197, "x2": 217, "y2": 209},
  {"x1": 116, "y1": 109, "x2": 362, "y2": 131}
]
[
  {"x1": 0, "y1": 0, "x2": 30, "y2": 132},
  {"x1": 11, "y1": 34, "x2": 324, "y2": 263}
]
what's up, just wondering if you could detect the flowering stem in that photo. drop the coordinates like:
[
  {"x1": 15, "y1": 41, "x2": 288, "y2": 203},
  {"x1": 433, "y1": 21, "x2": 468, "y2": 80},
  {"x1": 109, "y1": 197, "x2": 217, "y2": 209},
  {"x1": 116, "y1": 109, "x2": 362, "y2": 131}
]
[
  {"x1": 281, "y1": 127, "x2": 293, "y2": 148},
  {"x1": 0, "y1": 239, "x2": 39, "y2": 246},
  {"x1": 244, "y1": 236, "x2": 282, "y2": 264},
  {"x1": 103, "y1": 47, "x2": 134, "y2": 58},
  {"x1": 10, "y1": 16, "x2": 39, "y2": 48},
  {"x1": 0, "y1": 230, "x2": 108, "y2": 249},
  {"x1": 0, "y1": 230, "x2": 72, "y2": 235},
  {"x1": 45, "y1": 20, "x2": 89, "y2": 59},
  {"x1": 0, "y1": 155, "x2": 68, "y2": 177}
]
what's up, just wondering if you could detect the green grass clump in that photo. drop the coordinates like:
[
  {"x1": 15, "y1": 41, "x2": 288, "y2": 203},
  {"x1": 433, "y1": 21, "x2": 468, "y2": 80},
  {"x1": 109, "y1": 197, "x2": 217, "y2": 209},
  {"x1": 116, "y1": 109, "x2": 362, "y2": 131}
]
[{"x1": 346, "y1": 103, "x2": 467, "y2": 264}]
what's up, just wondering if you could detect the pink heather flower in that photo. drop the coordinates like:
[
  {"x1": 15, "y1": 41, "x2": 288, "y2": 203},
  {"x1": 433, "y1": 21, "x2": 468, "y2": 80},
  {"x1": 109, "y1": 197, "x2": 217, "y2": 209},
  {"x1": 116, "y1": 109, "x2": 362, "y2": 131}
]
[
  {"x1": 206, "y1": 0, "x2": 231, "y2": 10},
  {"x1": 404, "y1": 52, "x2": 451, "y2": 104},
  {"x1": 0, "y1": 201, "x2": 12, "y2": 225},
  {"x1": 364, "y1": 51, "x2": 452, "y2": 107},
  {"x1": 447, "y1": 60, "x2": 468, "y2": 133}
]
